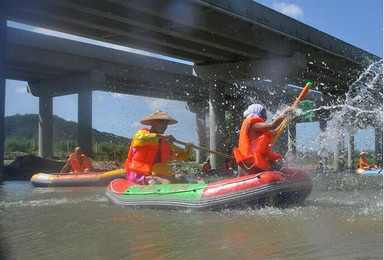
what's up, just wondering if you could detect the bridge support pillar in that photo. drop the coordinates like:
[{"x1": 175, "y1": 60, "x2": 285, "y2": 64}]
[
  {"x1": 347, "y1": 131, "x2": 355, "y2": 169},
  {"x1": 288, "y1": 123, "x2": 297, "y2": 156},
  {"x1": 195, "y1": 109, "x2": 207, "y2": 164},
  {"x1": 38, "y1": 96, "x2": 53, "y2": 158},
  {"x1": 225, "y1": 98, "x2": 245, "y2": 159},
  {"x1": 333, "y1": 129, "x2": 342, "y2": 172},
  {"x1": 0, "y1": 1, "x2": 7, "y2": 181},
  {"x1": 319, "y1": 120, "x2": 328, "y2": 170},
  {"x1": 209, "y1": 82, "x2": 226, "y2": 170},
  {"x1": 29, "y1": 69, "x2": 104, "y2": 157},
  {"x1": 375, "y1": 127, "x2": 383, "y2": 165},
  {"x1": 270, "y1": 79, "x2": 288, "y2": 156},
  {"x1": 78, "y1": 90, "x2": 93, "y2": 155}
]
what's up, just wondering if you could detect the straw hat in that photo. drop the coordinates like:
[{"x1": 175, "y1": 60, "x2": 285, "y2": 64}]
[{"x1": 140, "y1": 110, "x2": 178, "y2": 125}]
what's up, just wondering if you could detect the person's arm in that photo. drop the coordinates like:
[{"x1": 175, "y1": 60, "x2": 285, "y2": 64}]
[
  {"x1": 250, "y1": 107, "x2": 293, "y2": 133},
  {"x1": 60, "y1": 159, "x2": 71, "y2": 173}
]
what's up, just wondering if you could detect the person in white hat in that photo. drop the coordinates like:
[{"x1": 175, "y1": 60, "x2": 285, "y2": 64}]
[
  {"x1": 124, "y1": 110, "x2": 193, "y2": 184},
  {"x1": 233, "y1": 104, "x2": 293, "y2": 176}
]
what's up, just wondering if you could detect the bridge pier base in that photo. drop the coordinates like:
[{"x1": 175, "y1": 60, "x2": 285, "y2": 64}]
[
  {"x1": 209, "y1": 82, "x2": 226, "y2": 170},
  {"x1": 78, "y1": 90, "x2": 93, "y2": 156},
  {"x1": 347, "y1": 131, "x2": 355, "y2": 169},
  {"x1": 375, "y1": 127, "x2": 383, "y2": 165},
  {"x1": 195, "y1": 108, "x2": 207, "y2": 164},
  {"x1": 38, "y1": 96, "x2": 53, "y2": 158},
  {"x1": 288, "y1": 123, "x2": 297, "y2": 156},
  {"x1": 319, "y1": 120, "x2": 328, "y2": 170},
  {"x1": 333, "y1": 128, "x2": 343, "y2": 172}
]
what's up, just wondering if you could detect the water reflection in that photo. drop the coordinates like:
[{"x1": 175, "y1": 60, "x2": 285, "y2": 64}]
[{"x1": 0, "y1": 177, "x2": 382, "y2": 259}]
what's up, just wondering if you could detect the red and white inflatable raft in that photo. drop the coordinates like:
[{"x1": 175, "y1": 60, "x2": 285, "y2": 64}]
[{"x1": 106, "y1": 167, "x2": 312, "y2": 210}]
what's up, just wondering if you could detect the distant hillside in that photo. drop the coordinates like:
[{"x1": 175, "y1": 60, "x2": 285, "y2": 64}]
[{"x1": 5, "y1": 114, "x2": 130, "y2": 144}]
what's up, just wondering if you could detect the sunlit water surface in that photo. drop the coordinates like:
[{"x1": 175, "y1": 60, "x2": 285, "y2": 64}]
[{"x1": 0, "y1": 173, "x2": 382, "y2": 260}]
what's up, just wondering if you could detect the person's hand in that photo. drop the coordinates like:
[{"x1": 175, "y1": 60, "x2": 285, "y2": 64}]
[
  {"x1": 185, "y1": 142, "x2": 194, "y2": 150},
  {"x1": 161, "y1": 134, "x2": 175, "y2": 143},
  {"x1": 283, "y1": 106, "x2": 294, "y2": 117}
]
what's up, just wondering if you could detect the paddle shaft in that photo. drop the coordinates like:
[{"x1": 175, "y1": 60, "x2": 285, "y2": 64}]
[
  {"x1": 272, "y1": 82, "x2": 312, "y2": 144},
  {"x1": 173, "y1": 139, "x2": 235, "y2": 160},
  {"x1": 157, "y1": 134, "x2": 234, "y2": 160}
]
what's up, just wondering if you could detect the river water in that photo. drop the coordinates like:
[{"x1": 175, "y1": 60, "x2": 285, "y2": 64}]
[{"x1": 0, "y1": 172, "x2": 382, "y2": 260}]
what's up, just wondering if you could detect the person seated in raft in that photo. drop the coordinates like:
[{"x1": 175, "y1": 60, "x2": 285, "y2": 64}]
[
  {"x1": 124, "y1": 110, "x2": 193, "y2": 185},
  {"x1": 203, "y1": 158, "x2": 212, "y2": 173},
  {"x1": 356, "y1": 151, "x2": 370, "y2": 174},
  {"x1": 221, "y1": 159, "x2": 234, "y2": 172},
  {"x1": 60, "y1": 147, "x2": 94, "y2": 174},
  {"x1": 233, "y1": 104, "x2": 293, "y2": 177}
]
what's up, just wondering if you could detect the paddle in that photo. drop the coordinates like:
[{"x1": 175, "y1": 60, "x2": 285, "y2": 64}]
[
  {"x1": 173, "y1": 139, "x2": 235, "y2": 160},
  {"x1": 272, "y1": 82, "x2": 312, "y2": 144},
  {"x1": 157, "y1": 134, "x2": 235, "y2": 160}
]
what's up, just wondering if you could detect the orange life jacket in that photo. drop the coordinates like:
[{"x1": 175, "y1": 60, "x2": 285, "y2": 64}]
[
  {"x1": 69, "y1": 153, "x2": 92, "y2": 173},
  {"x1": 124, "y1": 128, "x2": 171, "y2": 175},
  {"x1": 359, "y1": 157, "x2": 369, "y2": 169},
  {"x1": 233, "y1": 115, "x2": 282, "y2": 171}
]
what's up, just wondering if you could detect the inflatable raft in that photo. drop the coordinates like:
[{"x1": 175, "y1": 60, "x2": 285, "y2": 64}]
[
  {"x1": 358, "y1": 168, "x2": 383, "y2": 176},
  {"x1": 106, "y1": 167, "x2": 312, "y2": 210},
  {"x1": 31, "y1": 169, "x2": 126, "y2": 187}
]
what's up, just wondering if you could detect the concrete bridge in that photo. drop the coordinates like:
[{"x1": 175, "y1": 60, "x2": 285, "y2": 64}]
[{"x1": 0, "y1": 0, "x2": 382, "y2": 179}]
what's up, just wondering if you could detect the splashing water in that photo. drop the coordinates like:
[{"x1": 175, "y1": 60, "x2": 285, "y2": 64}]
[
  {"x1": 314, "y1": 60, "x2": 383, "y2": 166},
  {"x1": 332, "y1": 60, "x2": 383, "y2": 129}
]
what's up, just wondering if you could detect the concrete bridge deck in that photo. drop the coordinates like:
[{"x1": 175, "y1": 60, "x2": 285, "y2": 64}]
[{"x1": 7, "y1": 0, "x2": 380, "y2": 93}]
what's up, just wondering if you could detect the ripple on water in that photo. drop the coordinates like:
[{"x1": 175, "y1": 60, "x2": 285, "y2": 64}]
[{"x1": 0, "y1": 194, "x2": 108, "y2": 209}]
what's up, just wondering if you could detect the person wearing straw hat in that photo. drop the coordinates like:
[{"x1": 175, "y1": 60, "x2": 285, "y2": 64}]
[
  {"x1": 124, "y1": 110, "x2": 193, "y2": 185},
  {"x1": 233, "y1": 104, "x2": 293, "y2": 176}
]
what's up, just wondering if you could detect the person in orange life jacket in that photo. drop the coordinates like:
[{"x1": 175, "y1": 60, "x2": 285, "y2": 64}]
[
  {"x1": 233, "y1": 104, "x2": 293, "y2": 177},
  {"x1": 124, "y1": 110, "x2": 193, "y2": 185},
  {"x1": 222, "y1": 159, "x2": 234, "y2": 172},
  {"x1": 356, "y1": 151, "x2": 370, "y2": 174},
  {"x1": 60, "y1": 147, "x2": 94, "y2": 173},
  {"x1": 203, "y1": 158, "x2": 212, "y2": 173}
]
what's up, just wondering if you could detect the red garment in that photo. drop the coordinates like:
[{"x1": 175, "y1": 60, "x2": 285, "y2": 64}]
[
  {"x1": 203, "y1": 162, "x2": 211, "y2": 172},
  {"x1": 233, "y1": 115, "x2": 282, "y2": 171},
  {"x1": 68, "y1": 153, "x2": 92, "y2": 173},
  {"x1": 124, "y1": 128, "x2": 171, "y2": 175}
]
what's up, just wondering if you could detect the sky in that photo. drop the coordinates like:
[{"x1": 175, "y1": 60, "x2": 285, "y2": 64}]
[{"x1": 5, "y1": 0, "x2": 383, "y2": 153}]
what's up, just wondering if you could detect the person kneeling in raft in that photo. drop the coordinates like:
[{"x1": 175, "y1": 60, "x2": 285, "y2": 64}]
[
  {"x1": 233, "y1": 104, "x2": 293, "y2": 177},
  {"x1": 124, "y1": 110, "x2": 193, "y2": 185}
]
